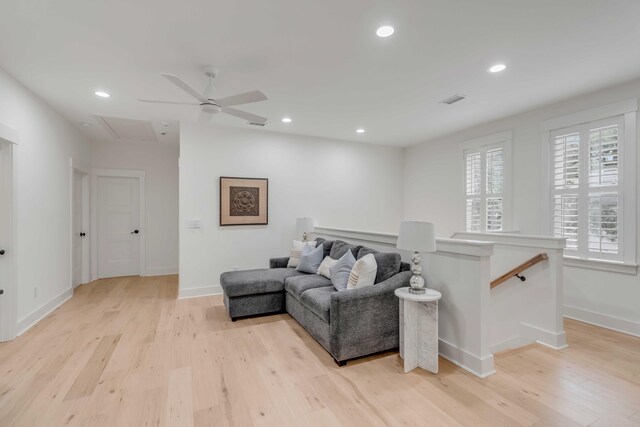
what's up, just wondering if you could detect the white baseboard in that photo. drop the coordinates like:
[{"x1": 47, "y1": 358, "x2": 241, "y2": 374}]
[
  {"x1": 520, "y1": 322, "x2": 568, "y2": 350},
  {"x1": 491, "y1": 335, "x2": 533, "y2": 353},
  {"x1": 438, "y1": 338, "x2": 495, "y2": 378},
  {"x1": 17, "y1": 288, "x2": 73, "y2": 336},
  {"x1": 178, "y1": 285, "x2": 222, "y2": 300},
  {"x1": 564, "y1": 305, "x2": 640, "y2": 338},
  {"x1": 144, "y1": 267, "x2": 178, "y2": 277}
]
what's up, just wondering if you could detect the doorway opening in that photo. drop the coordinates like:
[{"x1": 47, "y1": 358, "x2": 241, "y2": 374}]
[
  {"x1": 70, "y1": 159, "x2": 90, "y2": 288},
  {"x1": 0, "y1": 127, "x2": 17, "y2": 342}
]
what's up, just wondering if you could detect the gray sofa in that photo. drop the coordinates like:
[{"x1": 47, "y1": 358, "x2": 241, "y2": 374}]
[{"x1": 220, "y1": 238, "x2": 412, "y2": 365}]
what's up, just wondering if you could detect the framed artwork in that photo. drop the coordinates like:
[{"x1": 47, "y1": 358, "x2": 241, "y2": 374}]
[{"x1": 219, "y1": 177, "x2": 268, "y2": 226}]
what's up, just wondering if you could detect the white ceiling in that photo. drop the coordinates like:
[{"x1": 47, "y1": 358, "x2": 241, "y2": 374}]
[{"x1": 1, "y1": 0, "x2": 640, "y2": 147}]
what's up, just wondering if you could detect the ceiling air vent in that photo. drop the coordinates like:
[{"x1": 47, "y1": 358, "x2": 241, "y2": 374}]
[
  {"x1": 249, "y1": 122, "x2": 266, "y2": 127},
  {"x1": 439, "y1": 94, "x2": 467, "y2": 105}
]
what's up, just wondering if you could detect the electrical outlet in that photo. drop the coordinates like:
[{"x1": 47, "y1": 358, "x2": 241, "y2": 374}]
[{"x1": 33, "y1": 287, "x2": 37, "y2": 298}]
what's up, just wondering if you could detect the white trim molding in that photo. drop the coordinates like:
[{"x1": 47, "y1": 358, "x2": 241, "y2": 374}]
[
  {"x1": 564, "y1": 256, "x2": 638, "y2": 275},
  {"x1": 145, "y1": 267, "x2": 179, "y2": 277},
  {"x1": 0, "y1": 121, "x2": 19, "y2": 145},
  {"x1": 438, "y1": 339, "x2": 496, "y2": 378},
  {"x1": 564, "y1": 305, "x2": 640, "y2": 338},
  {"x1": 178, "y1": 285, "x2": 222, "y2": 299},
  {"x1": 17, "y1": 288, "x2": 73, "y2": 336},
  {"x1": 91, "y1": 168, "x2": 147, "y2": 280},
  {"x1": 519, "y1": 322, "x2": 568, "y2": 350},
  {"x1": 453, "y1": 231, "x2": 566, "y2": 250},
  {"x1": 313, "y1": 226, "x2": 495, "y2": 257}
]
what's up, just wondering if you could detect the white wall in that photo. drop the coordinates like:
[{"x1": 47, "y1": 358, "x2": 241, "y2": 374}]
[
  {"x1": 404, "y1": 78, "x2": 640, "y2": 336},
  {"x1": 179, "y1": 123, "x2": 404, "y2": 297},
  {"x1": 0, "y1": 67, "x2": 91, "y2": 333},
  {"x1": 91, "y1": 140, "x2": 179, "y2": 276}
]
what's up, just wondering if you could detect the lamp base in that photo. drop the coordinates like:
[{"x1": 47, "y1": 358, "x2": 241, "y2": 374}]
[{"x1": 408, "y1": 287, "x2": 426, "y2": 294}]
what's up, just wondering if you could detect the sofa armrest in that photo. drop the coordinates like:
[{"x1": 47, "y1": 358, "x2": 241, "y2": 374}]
[
  {"x1": 329, "y1": 271, "x2": 412, "y2": 361},
  {"x1": 269, "y1": 257, "x2": 290, "y2": 269}
]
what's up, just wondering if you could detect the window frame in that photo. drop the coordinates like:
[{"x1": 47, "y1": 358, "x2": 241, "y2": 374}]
[
  {"x1": 459, "y1": 130, "x2": 513, "y2": 233},
  {"x1": 549, "y1": 116, "x2": 624, "y2": 261},
  {"x1": 540, "y1": 99, "x2": 637, "y2": 271}
]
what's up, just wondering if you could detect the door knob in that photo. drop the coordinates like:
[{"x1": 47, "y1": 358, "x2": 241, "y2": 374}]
[
  {"x1": 0, "y1": 249, "x2": 5, "y2": 256},
  {"x1": 131, "y1": 229, "x2": 139, "y2": 234},
  {"x1": 80, "y1": 232, "x2": 86, "y2": 237}
]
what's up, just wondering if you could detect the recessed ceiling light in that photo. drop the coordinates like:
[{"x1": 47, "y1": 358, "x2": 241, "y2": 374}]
[
  {"x1": 79, "y1": 122, "x2": 91, "y2": 127},
  {"x1": 376, "y1": 25, "x2": 394, "y2": 38},
  {"x1": 281, "y1": 117, "x2": 292, "y2": 123},
  {"x1": 488, "y1": 64, "x2": 506, "y2": 73},
  {"x1": 94, "y1": 90, "x2": 110, "y2": 98},
  {"x1": 356, "y1": 128, "x2": 366, "y2": 134}
]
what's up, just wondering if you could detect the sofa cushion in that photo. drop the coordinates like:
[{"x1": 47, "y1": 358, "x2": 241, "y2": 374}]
[
  {"x1": 317, "y1": 256, "x2": 338, "y2": 279},
  {"x1": 348, "y1": 253, "x2": 377, "y2": 289},
  {"x1": 357, "y1": 246, "x2": 378, "y2": 258},
  {"x1": 329, "y1": 240, "x2": 362, "y2": 259},
  {"x1": 296, "y1": 243, "x2": 324, "y2": 274},
  {"x1": 330, "y1": 250, "x2": 356, "y2": 291},
  {"x1": 220, "y1": 268, "x2": 305, "y2": 298},
  {"x1": 357, "y1": 247, "x2": 402, "y2": 284},
  {"x1": 300, "y1": 286, "x2": 335, "y2": 323},
  {"x1": 315, "y1": 238, "x2": 335, "y2": 258},
  {"x1": 284, "y1": 274, "x2": 333, "y2": 301},
  {"x1": 287, "y1": 240, "x2": 317, "y2": 268}
]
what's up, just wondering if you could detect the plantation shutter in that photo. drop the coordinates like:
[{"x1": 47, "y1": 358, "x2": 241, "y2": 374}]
[
  {"x1": 550, "y1": 117, "x2": 623, "y2": 261},
  {"x1": 464, "y1": 144, "x2": 504, "y2": 232}
]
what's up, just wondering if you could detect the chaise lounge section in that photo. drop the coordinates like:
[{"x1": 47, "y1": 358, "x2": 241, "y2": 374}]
[{"x1": 220, "y1": 238, "x2": 412, "y2": 364}]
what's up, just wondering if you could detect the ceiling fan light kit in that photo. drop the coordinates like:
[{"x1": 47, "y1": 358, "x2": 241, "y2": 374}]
[{"x1": 139, "y1": 68, "x2": 269, "y2": 125}]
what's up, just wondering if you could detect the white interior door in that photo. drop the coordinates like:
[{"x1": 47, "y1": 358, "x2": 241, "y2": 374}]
[
  {"x1": 97, "y1": 176, "x2": 140, "y2": 278},
  {"x1": 72, "y1": 170, "x2": 84, "y2": 287},
  {"x1": 0, "y1": 142, "x2": 12, "y2": 341}
]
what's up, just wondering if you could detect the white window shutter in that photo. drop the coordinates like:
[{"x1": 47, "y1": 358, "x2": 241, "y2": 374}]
[
  {"x1": 550, "y1": 117, "x2": 623, "y2": 261},
  {"x1": 464, "y1": 145, "x2": 504, "y2": 232}
]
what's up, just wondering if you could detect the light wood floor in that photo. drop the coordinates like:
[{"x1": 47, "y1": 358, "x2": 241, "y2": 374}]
[{"x1": 1, "y1": 276, "x2": 639, "y2": 427}]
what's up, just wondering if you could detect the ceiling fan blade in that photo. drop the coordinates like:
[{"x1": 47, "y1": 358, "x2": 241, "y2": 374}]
[
  {"x1": 138, "y1": 99, "x2": 199, "y2": 105},
  {"x1": 216, "y1": 90, "x2": 268, "y2": 107},
  {"x1": 222, "y1": 107, "x2": 267, "y2": 124},
  {"x1": 161, "y1": 73, "x2": 209, "y2": 103}
]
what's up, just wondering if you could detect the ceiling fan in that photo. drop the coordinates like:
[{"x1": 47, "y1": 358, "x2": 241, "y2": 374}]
[{"x1": 139, "y1": 68, "x2": 268, "y2": 125}]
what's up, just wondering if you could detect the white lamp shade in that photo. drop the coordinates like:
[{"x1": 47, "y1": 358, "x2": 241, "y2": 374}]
[
  {"x1": 396, "y1": 221, "x2": 436, "y2": 252},
  {"x1": 296, "y1": 217, "x2": 314, "y2": 235}
]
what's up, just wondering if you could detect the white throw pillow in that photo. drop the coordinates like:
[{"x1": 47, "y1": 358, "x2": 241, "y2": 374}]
[
  {"x1": 347, "y1": 253, "x2": 377, "y2": 289},
  {"x1": 317, "y1": 256, "x2": 337, "y2": 279},
  {"x1": 287, "y1": 240, "x2": 317, "y2": 268}
]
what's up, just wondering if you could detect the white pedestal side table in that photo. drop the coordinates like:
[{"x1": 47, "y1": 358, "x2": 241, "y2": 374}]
[{"x1": 395, "y1": 287, "x2": 442, "y2": 374}]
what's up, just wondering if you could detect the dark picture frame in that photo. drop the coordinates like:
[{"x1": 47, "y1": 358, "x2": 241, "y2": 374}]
[{"x1": 219, "y1": 176, "x2": 269, "y2": 226}]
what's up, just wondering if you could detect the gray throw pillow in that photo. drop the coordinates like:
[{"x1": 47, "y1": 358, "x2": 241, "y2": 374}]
[
  {"x1": 330, "y1": 250, "x2": 356, "y2": 291},
  {"x1": 296, "y1": 243, "x2": 324, "y2": 274}
]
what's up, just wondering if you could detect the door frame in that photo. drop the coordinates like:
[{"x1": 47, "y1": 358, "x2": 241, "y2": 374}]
[
  {"x1": 91, "y1": 168, "x2": 146, "y2": 280},
  {"x1": 0, "y1": 122, "x2": 18, "y2": 342},
  {"x1": 69, "y1": 158, "x2": 90, "y2": 288}
]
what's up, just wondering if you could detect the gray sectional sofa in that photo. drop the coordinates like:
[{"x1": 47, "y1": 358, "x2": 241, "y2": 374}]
[{"x1": 220, "y1": 238, "x2": 412, "y2": 365}]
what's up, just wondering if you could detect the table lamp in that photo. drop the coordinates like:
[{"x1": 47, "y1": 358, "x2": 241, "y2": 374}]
[
  {"x1": 396, "y1": 221, "x2": 436, "y2": 294},
  {"x1": 296, "y1": 217, "x2": 314, "y2": 242}
]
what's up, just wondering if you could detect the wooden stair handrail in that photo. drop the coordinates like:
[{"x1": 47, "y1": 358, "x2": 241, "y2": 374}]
[{"x1": 490, "y1": 253, "x2": 548, "y2": 289}]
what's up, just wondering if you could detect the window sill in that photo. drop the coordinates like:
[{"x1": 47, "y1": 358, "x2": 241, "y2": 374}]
[{"x1": 564, "y1": 256, "x2": 638, "y2": 275}]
